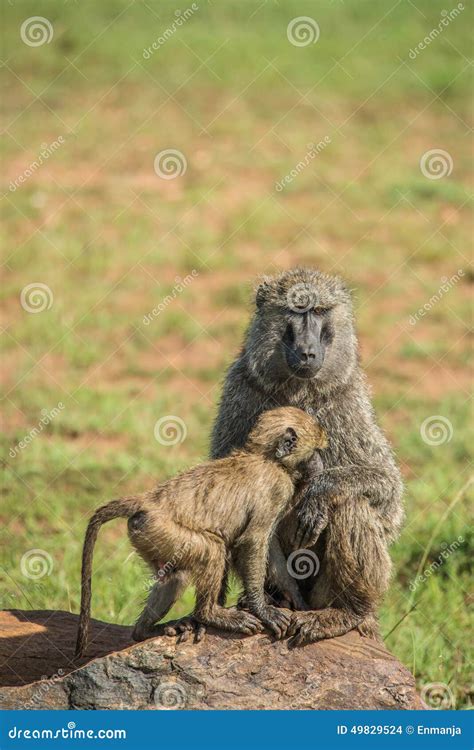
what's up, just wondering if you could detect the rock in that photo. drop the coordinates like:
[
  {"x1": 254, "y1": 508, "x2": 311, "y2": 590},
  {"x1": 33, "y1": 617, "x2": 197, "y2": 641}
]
[{"x1": 0, "y1": 609, "x2": 426, "y2": 710}]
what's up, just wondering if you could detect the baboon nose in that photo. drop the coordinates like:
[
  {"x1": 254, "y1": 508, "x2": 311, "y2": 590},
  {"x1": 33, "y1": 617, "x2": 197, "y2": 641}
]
[{"x1": 298, "y1": 346, "x2": 318, "y2": 365}]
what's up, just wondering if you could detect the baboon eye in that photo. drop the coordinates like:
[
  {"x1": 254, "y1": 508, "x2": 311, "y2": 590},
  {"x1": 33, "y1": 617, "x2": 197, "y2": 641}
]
[{"x1": 313, "y1": 306, "x2": 328, "y2": 315}]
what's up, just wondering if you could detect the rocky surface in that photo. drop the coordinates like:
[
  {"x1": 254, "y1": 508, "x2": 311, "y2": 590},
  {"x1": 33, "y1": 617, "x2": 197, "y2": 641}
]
[{"x1": 0, "y1": 609, "x2": 426, "y2": 710}]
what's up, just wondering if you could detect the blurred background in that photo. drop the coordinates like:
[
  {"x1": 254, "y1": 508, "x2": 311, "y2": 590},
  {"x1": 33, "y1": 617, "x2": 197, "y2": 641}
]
[{"x1": 1, "y1": 0, "x2": 472, "y2": 707}]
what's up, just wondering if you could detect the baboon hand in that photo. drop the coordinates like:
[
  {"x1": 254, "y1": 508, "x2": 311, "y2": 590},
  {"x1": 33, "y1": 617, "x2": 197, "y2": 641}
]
[
  {"x1": 301, "y1": 449, "x2": 324, "y2": 478},
  {"x1": 257, "y1": 605, "x2": 292, "y2": 639},
  {"x1": 294, "y1": 494, "x2": 329, "y2": 549},
  {"x1": 287, "y1": 612, "x2": 324, "y2": 647}
]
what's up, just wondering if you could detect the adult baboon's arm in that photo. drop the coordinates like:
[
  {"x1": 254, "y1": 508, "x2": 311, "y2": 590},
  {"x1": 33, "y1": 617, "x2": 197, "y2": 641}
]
[{"x1": 295, "y1": 397, "x2": 404, "y2": 548}]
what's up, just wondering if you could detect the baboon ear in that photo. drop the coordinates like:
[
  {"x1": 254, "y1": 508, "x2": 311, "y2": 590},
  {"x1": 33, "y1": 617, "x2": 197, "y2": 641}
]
[
  {"x1": 275, "y1": 427, "x2": 297, "y2": 459},
  {"x1": 255, "y1": 276, "x2": 273, "y2": 308}
]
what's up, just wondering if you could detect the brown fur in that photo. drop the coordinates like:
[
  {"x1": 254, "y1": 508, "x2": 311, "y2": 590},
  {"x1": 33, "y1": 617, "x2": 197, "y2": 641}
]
[{"x1": 75, "y1": 407, "x2": 326, "y2": 656}]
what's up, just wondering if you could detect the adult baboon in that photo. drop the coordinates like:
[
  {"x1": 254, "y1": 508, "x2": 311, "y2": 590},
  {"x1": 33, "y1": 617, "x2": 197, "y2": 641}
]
[
  {"x1": 212, "y1": 267, "x2": 404, "y2": 645},
  {"x1": 146, "y1": 268, "x2": 403, "y2": 645},
  {"x1": 75, "y1": 406, "x2": 327, "y2": 656}
]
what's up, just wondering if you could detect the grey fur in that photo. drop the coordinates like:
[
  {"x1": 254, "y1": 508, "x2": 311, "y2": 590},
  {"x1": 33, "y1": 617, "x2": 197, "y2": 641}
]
[{"x1": 211, "y1": 268, "x2": 404, "y2": 644}]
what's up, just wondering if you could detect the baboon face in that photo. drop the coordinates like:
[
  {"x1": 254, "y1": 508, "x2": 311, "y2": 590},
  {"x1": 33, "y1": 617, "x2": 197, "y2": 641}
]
[
  {"x1": 249, "y1": 268, "x2": 357, "y2": 388},
  {"x1": 281, "y1": 306, "x2": 331, "y2": 377}
]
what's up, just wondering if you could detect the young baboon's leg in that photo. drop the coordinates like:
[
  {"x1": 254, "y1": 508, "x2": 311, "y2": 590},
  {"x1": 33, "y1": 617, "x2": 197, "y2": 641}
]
[
  {"x1": 164, "y1": 558, "x2": 230, "y2": 643},
  {"x1": 218, "y1": 556, "x2": 231, "y2": 606},
  {"x1": 132, "y1": 570, "x2": 188, "y2": 641},
  {"x1": 266, "y1": 534, "x2": 308, "y2": 610},
  {"x1": 237, "y1": 534, "x2": 306, "y2": 611},
  {"x1": 289, "y1": 499, "x2": 391, "y2": 646},
  {"x1": 193, "y1": 545, "x2": 263, "y2": 635},
  {"x1": 233, "y1": 534, "x2": 292, "y2": 639}
]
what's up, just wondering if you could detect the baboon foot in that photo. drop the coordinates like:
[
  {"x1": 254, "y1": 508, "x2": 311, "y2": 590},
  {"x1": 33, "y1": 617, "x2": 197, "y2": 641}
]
[
  {"x1": 197, "y1": 606, "x2": 264, "y2": 636},
  {"x1": 287, "y1": 611, "x2": 325, "y2": 647},
  {"x1": 132, "y1": 617, "x2": 206, "y2": 644},
  {"x1": 161, "y1": 616, "x2": 207, "y2": 643},
  {"x1": 287, "y1": 608, "x2": 361, "y2": 647},
  {"x1": 253, "y1": 605, "x2": 293, "y2": 639}
]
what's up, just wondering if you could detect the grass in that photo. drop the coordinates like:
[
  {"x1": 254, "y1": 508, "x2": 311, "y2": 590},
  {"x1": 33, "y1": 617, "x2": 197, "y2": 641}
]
[{"x1": 1, "y1": 0, "x2": 472, "y2": 708}]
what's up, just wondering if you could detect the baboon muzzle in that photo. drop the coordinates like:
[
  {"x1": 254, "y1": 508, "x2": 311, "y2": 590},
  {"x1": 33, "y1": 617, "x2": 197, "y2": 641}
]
[{"x1": 284, "y1": 314, "x2": 326, "y2": 376}]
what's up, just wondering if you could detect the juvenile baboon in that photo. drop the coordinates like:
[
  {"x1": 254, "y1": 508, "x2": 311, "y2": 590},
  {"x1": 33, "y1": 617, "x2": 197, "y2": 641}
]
[
  {"x1": 75, "y1": 406, "x2": 327, "y2": 656},
  {"x1": 153, "y1": 268, "x2": 404, "y2": 645}
]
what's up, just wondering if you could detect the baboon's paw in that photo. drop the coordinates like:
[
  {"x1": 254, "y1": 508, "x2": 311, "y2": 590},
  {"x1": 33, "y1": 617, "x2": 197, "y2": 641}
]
[
  {"x1": 233, "y1": 610, "x2": 265, "y2": 635},
  {"x1": 288, "y1": 615, "x2": 323, "y2": 647},
  {"x1": 162, "y1": 617, "x2": 206, "y2": 643},
  {"x1": 258, "y1": 605, "x2": 293, "y2": 639}
]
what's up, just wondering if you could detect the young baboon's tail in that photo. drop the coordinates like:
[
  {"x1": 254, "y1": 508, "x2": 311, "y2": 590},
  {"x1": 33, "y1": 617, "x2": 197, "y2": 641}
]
[{"x1": 75, "y1": 496, "x2": 144, "y2": 658}]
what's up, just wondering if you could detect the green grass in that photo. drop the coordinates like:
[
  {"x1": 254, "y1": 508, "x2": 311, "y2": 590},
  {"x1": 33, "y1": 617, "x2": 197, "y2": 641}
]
[{"x1": 1, "y1": 0, "x2": 472, "y2": 708}]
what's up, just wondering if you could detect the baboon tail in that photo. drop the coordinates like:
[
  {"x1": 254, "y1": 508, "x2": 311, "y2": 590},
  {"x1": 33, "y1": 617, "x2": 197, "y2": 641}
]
[{"x1": 75, "y1": 495, "x2": 144, "y2": 658}]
